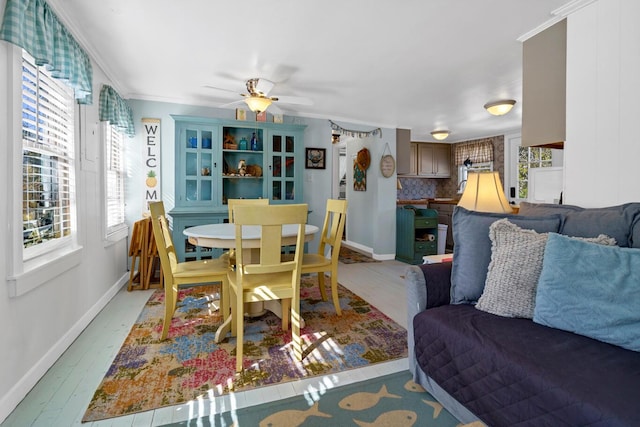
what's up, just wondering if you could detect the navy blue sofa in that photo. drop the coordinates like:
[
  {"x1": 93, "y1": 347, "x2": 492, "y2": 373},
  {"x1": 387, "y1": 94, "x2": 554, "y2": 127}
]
[{"x1": 406, "y1": 202, "x2": 640, "y2": 426}]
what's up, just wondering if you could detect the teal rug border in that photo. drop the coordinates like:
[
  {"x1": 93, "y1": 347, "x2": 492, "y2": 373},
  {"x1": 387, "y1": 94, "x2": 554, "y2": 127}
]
[{"x1": 160, "y1": 370, "x2": 462, "y2": 427}]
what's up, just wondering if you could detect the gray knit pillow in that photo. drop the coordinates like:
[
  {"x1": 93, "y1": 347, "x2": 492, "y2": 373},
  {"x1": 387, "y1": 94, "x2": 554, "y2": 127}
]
[{"x1": 476, "y1": 219, "x2": 616, "y2": 318}]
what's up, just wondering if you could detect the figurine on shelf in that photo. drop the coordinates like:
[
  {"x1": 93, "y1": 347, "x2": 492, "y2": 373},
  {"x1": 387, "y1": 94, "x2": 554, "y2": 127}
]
[{"x1": 237, "y1": 159, "x2": 247, "y2": 176}]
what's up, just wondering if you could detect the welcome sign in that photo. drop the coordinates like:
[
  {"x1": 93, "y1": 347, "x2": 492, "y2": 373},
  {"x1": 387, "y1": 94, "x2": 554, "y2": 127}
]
[{"x1": 142, "y1": 118, "x2": 161, "y2": 212}]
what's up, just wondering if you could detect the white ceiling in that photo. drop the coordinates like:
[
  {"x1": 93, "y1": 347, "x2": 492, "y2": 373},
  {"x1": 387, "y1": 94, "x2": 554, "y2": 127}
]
[{"x1": 48, "y1": 0, "x2": 574, "y2": 142}]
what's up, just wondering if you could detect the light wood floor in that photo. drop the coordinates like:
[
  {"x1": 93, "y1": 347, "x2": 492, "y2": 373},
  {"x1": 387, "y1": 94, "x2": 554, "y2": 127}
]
[{"x1": 2, "y1": 259, "x2": 412, "y2": 427}]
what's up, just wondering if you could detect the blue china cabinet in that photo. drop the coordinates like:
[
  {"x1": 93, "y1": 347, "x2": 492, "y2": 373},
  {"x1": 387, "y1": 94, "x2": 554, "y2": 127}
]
[{"x1": 168, "y1": 115, "x2": 306, "y2": 261}]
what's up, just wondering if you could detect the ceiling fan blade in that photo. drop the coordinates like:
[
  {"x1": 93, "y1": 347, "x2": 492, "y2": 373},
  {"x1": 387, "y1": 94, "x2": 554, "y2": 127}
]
[
  {"x1": 254, "y1": 78, "x2": 275, "y2": 96},
  {"x1": 267, "y1": 103, "x2": 283, "y2": 115},
  {"x1": 273, "y1": 95, "x2": 313, "y2": 106},
  {"x1": 219, "y1": 99, "x2": 246, "y2": 109},
  {"x1": 203, "y1": 85, "x2": 243, "y2": 98}
]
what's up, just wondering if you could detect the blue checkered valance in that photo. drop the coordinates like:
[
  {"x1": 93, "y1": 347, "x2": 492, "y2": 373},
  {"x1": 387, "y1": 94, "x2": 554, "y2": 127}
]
[
  {"x1": 0, "y1": 0, "x2": 93, "y2": 104},
  {"x1": 99, "y1": 85, "x2": 135, "y2": 137}
]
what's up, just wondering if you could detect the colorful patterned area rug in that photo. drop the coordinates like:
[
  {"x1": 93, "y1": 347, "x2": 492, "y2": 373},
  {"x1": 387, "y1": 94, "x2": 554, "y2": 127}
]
[
  {"x1": 82, "y1": 276, "x2": 407, "y2": 422},
  {"x1": 339, "y1": 247, "x2": 381, "y2": 264},
  {"x1": 159, "y1": 371, "x2": 485, "y2": 427}
]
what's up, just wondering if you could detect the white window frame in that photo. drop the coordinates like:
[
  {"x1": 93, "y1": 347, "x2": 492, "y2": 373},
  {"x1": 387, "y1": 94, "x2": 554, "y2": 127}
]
[
  {"x1": 505, "y1": 133, "x2": 564, "y2": 204},
  {"x1": 103, "y1": 122, "x2": 128, "y2": 243},
  {"x1": 457, "y1": 161, "x2": 493, "y2": 194},
  {"x1": 5, "y1": 47, "x2": 82, "y2": 298}
]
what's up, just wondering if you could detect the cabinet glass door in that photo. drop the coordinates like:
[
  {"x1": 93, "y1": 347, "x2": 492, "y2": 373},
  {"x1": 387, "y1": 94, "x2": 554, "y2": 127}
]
[
  {"x1": 269, "y1": 133, "x2": 297, "y2": 203},
  {"x1": 181, "y1": 126, "x2": 218, "y2": 206}
]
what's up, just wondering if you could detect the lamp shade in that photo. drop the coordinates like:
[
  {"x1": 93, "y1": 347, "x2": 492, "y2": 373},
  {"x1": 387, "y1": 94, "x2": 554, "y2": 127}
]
[
  {"x1": 484, "y1": 100, "x2": 516, "y2": 116},
  {"x1": 457, "y1": 172, "x2": 512, "y2": 213},
  {"x1": 244, "y1": 96, "x2": 272, "y2": 113}
]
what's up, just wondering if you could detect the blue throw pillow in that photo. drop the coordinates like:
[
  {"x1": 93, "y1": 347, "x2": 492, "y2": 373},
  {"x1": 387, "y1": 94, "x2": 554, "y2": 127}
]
[
  {"x1": 534, "y1": 233, "x2": 640, "y2": 352},
  {"x1": 519, "y1": 202, "x2": 640, "y2": 248},
  {"x1": 450, "y1": 207, "x2": 562, "y2": 304}
]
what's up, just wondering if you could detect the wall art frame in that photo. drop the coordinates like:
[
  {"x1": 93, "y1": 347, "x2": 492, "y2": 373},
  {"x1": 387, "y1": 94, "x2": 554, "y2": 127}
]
[{"x1": 305, "y1": 148, "x2": 326, "y2": 169}]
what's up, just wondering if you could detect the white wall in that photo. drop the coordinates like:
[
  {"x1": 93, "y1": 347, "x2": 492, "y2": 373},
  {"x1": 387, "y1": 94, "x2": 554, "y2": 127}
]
[
  {"x1": 564, "y1": 0, "x2": 640, "y2": 206},
  {"x1": 0, "y1": 26, "x2": 129, "y2": 423}
]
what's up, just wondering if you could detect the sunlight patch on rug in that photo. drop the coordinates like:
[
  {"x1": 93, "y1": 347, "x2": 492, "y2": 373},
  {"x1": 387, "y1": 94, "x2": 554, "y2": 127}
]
[
  {"x1": 338, "y1": 247, "x2": 381, "y2": 264},
  {"x1": 82, "y1": 275, "x2": 406, "y2": 422}
]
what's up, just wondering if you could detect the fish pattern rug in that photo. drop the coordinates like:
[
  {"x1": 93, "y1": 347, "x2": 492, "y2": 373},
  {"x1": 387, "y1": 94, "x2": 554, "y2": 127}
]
[
  {"x1": 338, "y1": 247, "x2": 381, "y2": 264},
  {"x1": 82, "y1": 275, "x2": 407, "y2": 422},
  {"x1": 158, "y1": 370, "x2": 487, "y2": 427}
]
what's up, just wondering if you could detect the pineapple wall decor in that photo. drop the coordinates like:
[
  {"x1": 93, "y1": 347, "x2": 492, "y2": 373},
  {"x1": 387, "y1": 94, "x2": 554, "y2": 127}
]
[{"x1": 142, "y1": 118, "x2": 162, "y2": 212}]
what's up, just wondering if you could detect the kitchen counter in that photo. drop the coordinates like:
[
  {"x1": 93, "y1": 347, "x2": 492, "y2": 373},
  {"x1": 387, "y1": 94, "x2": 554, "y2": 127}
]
[
  {"x1": 427, "y1": 198, "x2": 459, "y2": 205},
  {"x1": 397, "y1": 199, "x2": 429, "y2": 206}
]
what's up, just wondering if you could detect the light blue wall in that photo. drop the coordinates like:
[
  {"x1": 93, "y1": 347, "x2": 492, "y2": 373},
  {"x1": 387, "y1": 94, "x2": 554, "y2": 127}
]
[{"x1": 125, "y1": 100, "x2": 397, "y2": 257}]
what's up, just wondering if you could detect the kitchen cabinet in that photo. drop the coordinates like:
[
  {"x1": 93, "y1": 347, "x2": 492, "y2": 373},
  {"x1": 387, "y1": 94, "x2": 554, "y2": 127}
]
[
  {"x1": 169, "y1": 115, "x2": 306, "y2": 261},
  {"x1": 396, "y1": 206, "x2": 438, "y2": 264},
  {"x1": 417, "y1": 143, "x2": 451, "y2": 178},
  {"x1": 398, "y1": 141, "x2": 450, "y2": 178},
  {"x1": 428, "y1": 202, "x2": 454, "y2": 251},
  {"x1": 395, "y1": 128, "x2": 413, "y2": 174},
  {"x1": 522, "y1": 19, "x2": 566, "y2": 149}
]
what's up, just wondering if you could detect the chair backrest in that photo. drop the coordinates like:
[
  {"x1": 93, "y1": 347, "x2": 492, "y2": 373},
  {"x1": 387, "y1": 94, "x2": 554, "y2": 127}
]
[
  {"x1": 148, "y1": 201, "x2": 179, "y2": 282},
  {"x1": 227, "y1": 198, "x2": 269, "y2": 223},
  {"x1": 318, "y1": 199, "x2": 348, "y2": 261},
  {"x1": 233, "y1": 204, "x2": 308, "y2": 278}
]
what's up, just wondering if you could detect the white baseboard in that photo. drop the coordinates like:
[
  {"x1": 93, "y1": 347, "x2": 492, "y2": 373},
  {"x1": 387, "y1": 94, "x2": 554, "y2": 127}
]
[
  {"x1": 342, "y1": 240, "x2": 395, "y2": 261},
  {"x1": 0, "y1": 273, "x2": 129, "y2": 424}
]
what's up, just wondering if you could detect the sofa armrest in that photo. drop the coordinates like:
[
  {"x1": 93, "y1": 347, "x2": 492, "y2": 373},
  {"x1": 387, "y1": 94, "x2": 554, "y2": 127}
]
[{"x1": 406, "y1": 262, "x2": 452, "y2": 371}]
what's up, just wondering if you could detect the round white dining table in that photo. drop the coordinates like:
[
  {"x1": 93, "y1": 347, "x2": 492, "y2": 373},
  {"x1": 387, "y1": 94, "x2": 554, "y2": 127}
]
[
  {"x1": 184, "y1": 223, "x2": 319, "y2": 256},
  {"x1": 183, "y1": 222, "x2": 318, "y2": 342}
]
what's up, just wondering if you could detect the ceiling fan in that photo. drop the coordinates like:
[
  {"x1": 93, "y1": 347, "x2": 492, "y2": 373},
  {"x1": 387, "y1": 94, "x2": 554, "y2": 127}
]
[{"x1": 208, "y1": 78, "x2": 313, "y2": 113}]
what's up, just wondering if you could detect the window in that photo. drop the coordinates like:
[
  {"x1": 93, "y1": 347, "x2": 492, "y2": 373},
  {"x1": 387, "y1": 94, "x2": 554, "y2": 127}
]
[
  {"x1": 104, "y1": 123, "x2": 126, "y2": 235},
  {"x1": 517, "y1": 146, "x2": 553, "y2": 199},
  {"x1": 505, "y1": 134, "x2": 563, "y2": 204},
  {"x1": 21, "y1": 50, "x2": 76, "y2": 255},
  {"x1": 457, "y1": 162, "x2": 493, "y2": 193}
]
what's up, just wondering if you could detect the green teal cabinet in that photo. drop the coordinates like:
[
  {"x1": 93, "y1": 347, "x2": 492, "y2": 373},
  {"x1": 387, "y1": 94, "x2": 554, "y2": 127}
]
[
  {"x1": 169, "y1": 115, "x2": 306, "y2": 261},
  {"x1": 396, "y1": 206, "x2": 438, "y2": 264},
  {"x1": 175, "y1": 121, "x2": 222, "y2": 207}
]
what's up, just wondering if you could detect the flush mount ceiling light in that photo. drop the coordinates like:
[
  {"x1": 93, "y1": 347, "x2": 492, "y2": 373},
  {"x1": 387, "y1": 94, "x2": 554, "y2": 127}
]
[
  {"x1": 431, "y1": 130, "x2": 450, "y2": 141},
  {"x1": 244, "y1": 96, "x2": 272, "y2": 113},
  {"x1": 484, "y1": 99, "x2": 516, "y2": 116}
]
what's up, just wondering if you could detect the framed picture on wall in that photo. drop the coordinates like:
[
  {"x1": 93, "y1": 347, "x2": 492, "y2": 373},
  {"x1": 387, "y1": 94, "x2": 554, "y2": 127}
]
[{"x1": 305, "y1": 148, "x2": 326, "y2": 169}]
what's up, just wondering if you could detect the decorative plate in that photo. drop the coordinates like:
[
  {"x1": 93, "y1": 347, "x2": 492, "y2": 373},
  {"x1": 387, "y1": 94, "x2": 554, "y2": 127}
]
[{"x1": 380, "y1": 154, "x2": 395, "y2": 177}]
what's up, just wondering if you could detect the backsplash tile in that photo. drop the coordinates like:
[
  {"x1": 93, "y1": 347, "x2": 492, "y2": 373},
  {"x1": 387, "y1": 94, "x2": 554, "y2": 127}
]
[{"x1": 397, "y1": 178, "x2": 436, "y2": 200}]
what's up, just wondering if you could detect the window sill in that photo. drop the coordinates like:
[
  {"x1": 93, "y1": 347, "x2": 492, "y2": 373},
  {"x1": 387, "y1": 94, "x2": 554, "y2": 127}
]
[
  {"x1": 104, "y1": 224, "x2": 129, "y2": 247},
  {"x1": 7, "y1": 245, "x2": 83, "y2": 298}
]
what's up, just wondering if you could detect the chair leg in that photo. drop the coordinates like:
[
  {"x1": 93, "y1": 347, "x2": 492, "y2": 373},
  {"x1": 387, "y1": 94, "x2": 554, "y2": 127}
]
[
  {"x1": 281, "y1": 298, "x2": 291, "y2": 330},
  {"x1": 317, "y1": 273, "x2": 328, "y2": 301},
  {"x1": 221, "y1": 278, "x2": 230, "y2": 321},
  {"x1": 330, "y1": 272, "x2": 342, "y2": 316},
  {"x1": 235, "y1": 286, "x2": 244, "y2": 372},
  {"x1": 291, "y1": 293, "x2": 302, "y2": 363},
  {"x1": 161, "y1": 284, "x2": 178, "y2": 340}
]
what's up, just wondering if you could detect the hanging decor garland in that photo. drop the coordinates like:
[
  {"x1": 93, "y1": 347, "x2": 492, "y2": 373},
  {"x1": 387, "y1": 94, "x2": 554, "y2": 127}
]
[{"x1": 330, "y1": 120, "x2": 382, "y2": 139}]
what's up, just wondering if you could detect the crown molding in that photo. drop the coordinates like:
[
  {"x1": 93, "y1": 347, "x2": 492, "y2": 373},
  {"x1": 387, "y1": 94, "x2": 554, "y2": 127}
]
[{"x1": 517, "y1": 0, "x2": 597, "y2": 42}]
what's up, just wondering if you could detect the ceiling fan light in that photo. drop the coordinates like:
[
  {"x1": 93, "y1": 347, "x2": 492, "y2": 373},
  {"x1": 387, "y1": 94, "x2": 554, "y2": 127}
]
[
  {"x1": 484, "y1": 99, "x2": 516, "y2": 116},
  {"x1": 244, "y1": 96, "x2": 272, "y2": 113},
  {"x1": 431, "y1": 130, "x2": 449, "y2": 141}
]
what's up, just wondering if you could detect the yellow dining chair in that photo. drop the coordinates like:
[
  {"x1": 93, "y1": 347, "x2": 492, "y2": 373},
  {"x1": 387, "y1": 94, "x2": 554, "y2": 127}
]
[
  {"x1": 300, "y1": 199, "x2": 348, "y2": 315},
  {"x1": 228, "y1": 203, "x2": 308, "y2": 372},
  {"x1": 220, "y1": 199, "x2": 270, "y2": 266},
  {"x1": 149, "y1": 201, "x2": 230, "y2": 340}
]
